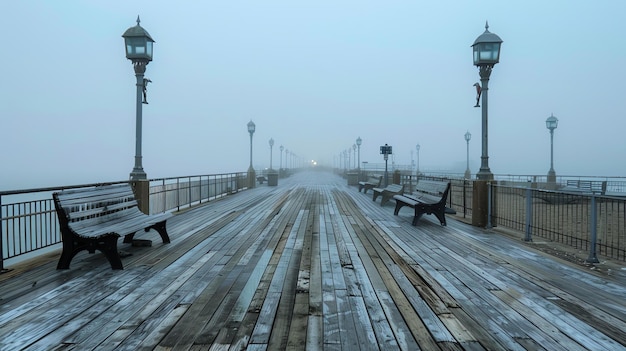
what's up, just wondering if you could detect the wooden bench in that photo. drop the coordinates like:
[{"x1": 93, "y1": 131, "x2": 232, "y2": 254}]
[
  {"x1": 393, "y1": 180, "x2": 451, "y2": 226},
  {"x1": 53, "y1": 184, "x2": 173, "y2": 270},
  {"x1": 358, "y1": 175, "x2": 382, "y2": 194},
  {"x1": 564, "y1": 180, "x2": 606, "y2": 195},
  {"x1": 257, "y1": 176, "x2": 267, "y2": 184},
  {"x1": 372, "y1": 183, "x2": 404, "y2": 206}
]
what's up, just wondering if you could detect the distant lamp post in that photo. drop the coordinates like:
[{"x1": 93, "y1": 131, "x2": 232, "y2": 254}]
[
  {"x1": 352, "y1": 144, "x2": 357, "y2": 169},
  {"x1": 464, "y1": 131, "x2": 472, "y2": 179},
  {"x1": 269, "y1": 138, "x2": 274, "y2": 170},
  {"x1": 356, "y1": 137, "x2": 362, "y2": 171},
  {"x1": 415, "y1": 144, "x2": 421, "y2": 175},
  {"x1": 546, "y1": 114, "x2": 559, "y2": 183},
  {"x1": 123, "y1": 16, "x2": 155, "y2": 180},
  {"x1": 472, "y1": 21, "x2": 502, "y2": 180},
  {"x1": 380, "y1": 144, "x2": 393, "y2": 186},
  {"x1": 247, "y1": 120, "x2": 256, "y2": 188},
  {"x1": 279, "y1": 145, "x2": 284, "y2": 170}
]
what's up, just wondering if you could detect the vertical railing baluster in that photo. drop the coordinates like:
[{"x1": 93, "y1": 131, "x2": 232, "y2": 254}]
[
  {"x1": 487, "y1": 182, "x2": 493, "y2": 229},
  {"x1": 0, "y1": 195, "x2": 5, "y2": 273},
  {"x1": 524, "y1": 185, "x2": 532, "y2": 241},
  {"x1": 586, "y1": 195, "x2": 599, "y2": 263}
]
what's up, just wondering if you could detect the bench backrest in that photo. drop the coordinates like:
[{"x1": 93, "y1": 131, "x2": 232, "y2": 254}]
[
  {"x1": 415, "y1": 180, "x2": 449, "y2": 197},
  {"x1": 369, "y1": 176, "x2": 382, "y2": 185},
  {"x1": 565, "y1": 180, "x2": 605, "y2": 194},
  {"x1": 385, "y1": 184, "x2": 404, "y2": 192},
  {"x1": 53, "y1": 184, "x2": 140, "y2": 224}
]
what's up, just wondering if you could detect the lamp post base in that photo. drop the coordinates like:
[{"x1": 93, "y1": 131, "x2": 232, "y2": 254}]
[
  {"x1": 476, "y1": 168, "x2": 493, "y2": 180},
  {"x1": 547, "y1": 170, "x2": 556, "y2": 183},
  {"x1": 247, "y1": 168, "x2": 256, "y2": 189},
  {"x1": 130, "y1": 168, "x2": 147, "y2": 180}
]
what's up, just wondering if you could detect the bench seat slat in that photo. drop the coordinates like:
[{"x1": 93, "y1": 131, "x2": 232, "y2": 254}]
[
  {"x1": 72, "y1": 213, "x2": 172, "y2": 239},
  {"x1": 64, "y1": 200, "x2": 139, "y2": 221},
  {"x1": 69, "y1": 209, "x2": 172, "y2": 238}
]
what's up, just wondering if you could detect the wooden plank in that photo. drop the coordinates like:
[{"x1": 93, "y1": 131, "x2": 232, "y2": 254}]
[
  {"x1": 348, "y1": 295, "x2": 380, "y2": 351},
  {"x1": 249, "y1": 291, "x2": 281, "y2": 344},
  {"x1": 335, "y1": 289, "x2": 360, "y2": 350}
]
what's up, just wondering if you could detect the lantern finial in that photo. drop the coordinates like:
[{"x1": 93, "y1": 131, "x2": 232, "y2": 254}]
[{"x1": 137, "y1": 15, "x2": 141, "y2": 25}]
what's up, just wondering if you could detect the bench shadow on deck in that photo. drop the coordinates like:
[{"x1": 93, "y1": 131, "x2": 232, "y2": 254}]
[{"x1": 1, "y1": 171, "x2": 625, "y2": 350}]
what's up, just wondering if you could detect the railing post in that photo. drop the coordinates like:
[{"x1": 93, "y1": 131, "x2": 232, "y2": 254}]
[
  {"x1": 524, "y1": 185, "x2": 532, "y2": 241},
  {"x1": 486, "y1": 182, "x2": 493, "y2": 229},
  {"x1": 0, "y1": 194, "x2": 6, "y2": 273},
  {"x1": 472, "y1": 180, "x2": 489, "y2": 227},
  {"x1": 161, "y1": 179, "x2": 166, "y2": 213},
  {"x1": 187, "y1": 177, "x2": 193, "y2": 207},
  {"x1": 463, "y1": 180, "x2": 467, "y2": 218},
  {"x1": 176, "y1": 178, "x2": 181, "y2": 212},
  {"x1": 586, "y1": 195, "x2": 600, "y2": 263},
  {"x1": 199, "y1": 176, "x2": 204, "y2": 204}
]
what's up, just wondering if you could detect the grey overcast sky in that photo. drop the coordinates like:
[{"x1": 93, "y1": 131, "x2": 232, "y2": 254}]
[{"x1": 1, "y1": 1, "x2": 625, "y2": 189}]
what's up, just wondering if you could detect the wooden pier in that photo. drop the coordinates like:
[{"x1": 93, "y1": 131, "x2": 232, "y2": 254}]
[{"x1": 1, "y1": 171, "x2": 625, "y2": 350}]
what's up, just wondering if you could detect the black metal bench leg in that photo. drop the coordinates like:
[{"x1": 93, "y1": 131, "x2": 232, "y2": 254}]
[
  {"x1": 148, "y1": 220, "x2": 171, "y2": 244},
  {"x1": 393, "y1": 202, "x2": 404, "y2": 215},
  {"x1": 57, "y1": 246, "x2": 76, "y2": 270},
  {"x1": 413, "y1": 207, "x2": 426, "y2": 226},
  {"x1": 434, "y1": 211, "x2": 447, "y2": 226},
  {"x1": 100, "y1": 236, "x2": 123, "y2": 270},
  {"x1": 123, "y1": 233, "x2": 136, "y2": 243}
]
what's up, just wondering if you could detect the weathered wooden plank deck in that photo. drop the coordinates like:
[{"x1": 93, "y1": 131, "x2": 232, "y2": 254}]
[{"x1": 1, "y1": 171, "x2": 625, "y2": 350}]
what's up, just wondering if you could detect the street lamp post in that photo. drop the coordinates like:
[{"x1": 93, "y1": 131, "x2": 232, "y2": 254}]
[
  {"x1": 269, "y1": 138, "x2": 274, "y2": 170},
  {"x1": 123, "y1": 16, "x2": 155, "y2": 181},
  {"x1": 352, "y1": 144, "x2": 357, "y2": 169},
  {"x1": 380, "y1": 144, "x2": 392, "y2": 187},
  {"x1": 279, "y1": 145, "x2": 284, "y2": 174},
  {"x1": 546, "y1": 114, "x2": 558, "y2": 183},
  {"x1": 247, "y1": 120, "x2": 256, "y2": 188},
  {"x1": 472, "y1": 22, "x2": 503, "y2": 180},
  {"x1": 356, "y1": 136, "x2": 362, "y2": 172},
  {"x1": 415, "y1": 144, "x2": 420, "y2": 175},
  {"x1": 464, "y1": 131, "x2": 472, "y2": 179}
]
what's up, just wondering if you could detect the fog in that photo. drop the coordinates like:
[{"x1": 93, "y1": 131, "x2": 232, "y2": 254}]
[{"x1": 1, "y1": 1, "x2": 625, "y2": 189}]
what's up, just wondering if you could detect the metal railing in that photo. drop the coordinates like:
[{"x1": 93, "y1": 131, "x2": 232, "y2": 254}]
[
  {"x1": 148, "y1": 173, "x2": 247, "y2": 214},
  {"x1": 492, "y1": 184, "x2": 626, "y2": 262},
  {"x1": 0, "y1": 172, "x2": 247, "y2": 271}
]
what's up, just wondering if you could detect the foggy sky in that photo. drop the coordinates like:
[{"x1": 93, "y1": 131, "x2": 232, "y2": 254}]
[{"x1": 1, "y1": 1, "x2": 625, "y2": 189}]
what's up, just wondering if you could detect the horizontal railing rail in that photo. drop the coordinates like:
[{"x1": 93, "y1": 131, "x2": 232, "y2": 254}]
[{"x1": 0, "y1": 172, "x2": 247, "y2": 271}]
